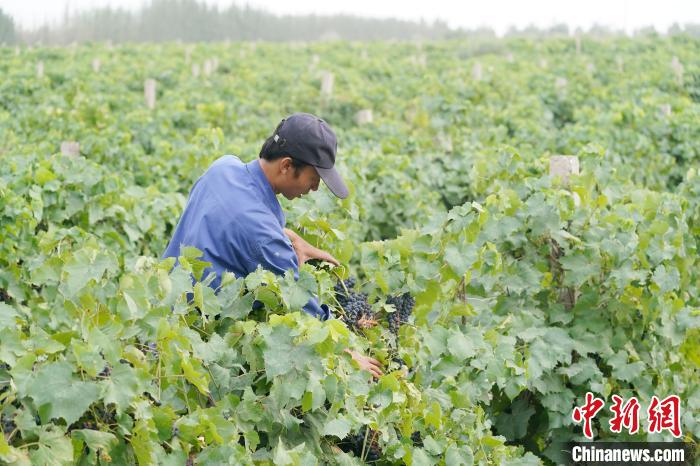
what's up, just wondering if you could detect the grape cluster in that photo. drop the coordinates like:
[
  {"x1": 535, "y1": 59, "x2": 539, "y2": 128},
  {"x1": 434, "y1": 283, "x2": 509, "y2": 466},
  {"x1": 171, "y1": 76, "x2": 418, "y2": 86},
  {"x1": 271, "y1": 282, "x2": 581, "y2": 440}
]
[
  {"x1": 386, "y1": 292, "x2": 415, "y2": 334},
  {"x1": 334, "y1": 279, "x2": 375, "y2": 330},
  {"x1": 145, "y1": 342, "x2": 159, "y2": 358},
  {"x1": 333, "y1": 278, "x2": 356, "y2": 305},
  {"x1": 334, "y1": 278, "x2": 416, "y2": 335},
  {"x1": 410, "y1": 431, "x2": 423, "y2": 447},
  {"x1": 98, "y1": 365, "x2": 111, "y2": 378},
  {"x1": 94, "y1": 404, "x2": 116, "y2": 426},
  {"x1": 391, "y1": 357, "x2": 408, "y2": 372},
  {"x1": 0, "y1": 363, "x2": 9, "y2": 397},
  {"x1": 1, "y1": 414, "x2": 16, "y2": 434},
  {"x1": 66, "y1": 402, "x2": 119, "y2": 435},
  {"x1": 338, "y1": 427, "x2": 382, "y2": 462}
]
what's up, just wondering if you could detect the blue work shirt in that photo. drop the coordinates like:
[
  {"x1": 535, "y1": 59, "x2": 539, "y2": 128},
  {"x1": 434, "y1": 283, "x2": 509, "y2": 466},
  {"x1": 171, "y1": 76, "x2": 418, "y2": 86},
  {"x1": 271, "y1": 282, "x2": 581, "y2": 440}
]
[{"x1": 162, "y1": 155, "x2": 331, "y2": 320}]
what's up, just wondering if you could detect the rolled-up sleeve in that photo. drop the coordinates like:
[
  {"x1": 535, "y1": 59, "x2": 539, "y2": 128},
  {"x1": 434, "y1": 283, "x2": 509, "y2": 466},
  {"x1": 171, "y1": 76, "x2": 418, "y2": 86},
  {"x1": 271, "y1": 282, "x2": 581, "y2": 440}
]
[{"x1": 249, "y1": 229, "x2": 331, "y2": 321}]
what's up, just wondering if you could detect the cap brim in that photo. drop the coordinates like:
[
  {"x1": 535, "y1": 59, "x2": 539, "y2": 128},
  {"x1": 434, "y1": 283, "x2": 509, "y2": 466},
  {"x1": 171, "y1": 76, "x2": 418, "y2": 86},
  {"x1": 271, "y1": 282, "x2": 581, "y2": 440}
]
[{"x1": 315, "y1": 165, "x2": 349, "y2": 199}]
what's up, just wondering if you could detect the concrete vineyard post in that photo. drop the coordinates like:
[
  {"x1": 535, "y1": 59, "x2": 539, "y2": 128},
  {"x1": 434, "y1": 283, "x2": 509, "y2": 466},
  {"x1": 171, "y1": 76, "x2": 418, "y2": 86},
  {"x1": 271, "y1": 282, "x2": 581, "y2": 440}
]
[
  {"x1": 308, "y1": 55, "x2": 319, "y2": 72},
  {"x1": 410, "y1": 54, "x2": 426, "y2": 68},
  {"x1": 549, "y1": 155, "x2": 580, "y2": 310},
  {"x1": 671, "y1": 56, "x2": 683, "y2": 84},
  {"x1": 549, "y1": 155, "x2": 581, "y2": 207},
  {"x1": 355, "y1": 109, "x2": 373, "y2": 125},
  {"x1": 550, "y1": 155, "x2": 579, "y2": 186},
  {"x1": 192, "y1": 63, "x2": 200, "y2": 78},
  {"x1": 36, "y1": 61, "x2": 44, "y2": 78},
  {"x1": 60, "y1": 142, "x2": 80, "y2": 156},
  {"x1": 92, "y1": 58, "x2": 101, "y2": 73},
  {"x1": 616, "y1": 56, "x2": 624, "y2": 73},
  {"x1": 435, "y1": 132, "x2": 453, "y2": 153},
  {"x1": 144, "y1": 79, "x2": 156, "y2": 110},
  {"x1": 321, "y1": 72, "x2": 334, "y2": 98},
  {"x1": 472, "y1": 62, "x2": 483, "y2": 81},
  {"x1": 203, "y1": 60, "x2": 213, "y2": 77}
]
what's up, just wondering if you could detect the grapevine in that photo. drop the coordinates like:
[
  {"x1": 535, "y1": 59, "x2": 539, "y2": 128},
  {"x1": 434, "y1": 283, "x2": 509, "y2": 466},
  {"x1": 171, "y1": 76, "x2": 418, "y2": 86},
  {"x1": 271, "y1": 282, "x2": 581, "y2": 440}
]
[
  {"x1": 0, "y1": 38, "x2": 697, "y2": 466},
  {"x1": 338, "y1": 426, "x2": 382, "y2": 462},
  {"x1": 333, "y1": 278, "x2": 377, "y2": 330},
  {"x1": 386, "y1": 292, "x2": 415, "y2": 335}
]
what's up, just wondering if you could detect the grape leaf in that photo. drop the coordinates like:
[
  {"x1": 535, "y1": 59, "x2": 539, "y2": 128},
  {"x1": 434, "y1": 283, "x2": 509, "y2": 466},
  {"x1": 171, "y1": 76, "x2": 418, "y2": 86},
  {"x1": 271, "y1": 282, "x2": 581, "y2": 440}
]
[
  {"x1": 262, "y1": 325, "x2": 315, "y2": 379},
  {"x1": 25, "y1": 362, "x2": 100, "y2": 425},
  {"x1": 29, "y1": 427, "x2": 73, "y2": 466},
  {"x1": 322, "y1": 417, "x2": 351, "y2": 438}
]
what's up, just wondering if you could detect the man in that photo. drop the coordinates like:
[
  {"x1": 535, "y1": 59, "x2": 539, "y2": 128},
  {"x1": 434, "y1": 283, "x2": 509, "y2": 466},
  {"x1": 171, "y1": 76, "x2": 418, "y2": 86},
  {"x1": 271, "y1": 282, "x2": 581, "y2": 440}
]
[{"x1": 163, "y1": 112, "x2": 383, "y2": 378}]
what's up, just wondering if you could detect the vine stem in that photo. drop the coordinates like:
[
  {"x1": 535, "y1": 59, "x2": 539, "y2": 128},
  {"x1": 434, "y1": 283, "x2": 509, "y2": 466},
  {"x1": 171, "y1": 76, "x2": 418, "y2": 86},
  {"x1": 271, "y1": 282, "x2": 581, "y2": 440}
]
[
  {"x1": 206, "y1": 366, "x2": 221, "y2": 402},
  {"x1": 360, "y1": 426, "x2": 370, "y2": 461},
  {"x1": 181, "y1": 378, "x2": 191, "y2": 412},
  {"x1": 157, "y1": 347, "x2": 162, "y2": 400}
]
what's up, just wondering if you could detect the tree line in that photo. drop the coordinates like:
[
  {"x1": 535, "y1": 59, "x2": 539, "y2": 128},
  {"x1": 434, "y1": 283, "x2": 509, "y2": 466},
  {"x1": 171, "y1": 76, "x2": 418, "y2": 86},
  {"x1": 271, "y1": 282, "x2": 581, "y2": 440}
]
[
  {"x1": 1, "y1": 1, "x2": 700, "y2": 45},
  {"x1": 3, "y1": 1, "x2": 453, "y2": 44}
]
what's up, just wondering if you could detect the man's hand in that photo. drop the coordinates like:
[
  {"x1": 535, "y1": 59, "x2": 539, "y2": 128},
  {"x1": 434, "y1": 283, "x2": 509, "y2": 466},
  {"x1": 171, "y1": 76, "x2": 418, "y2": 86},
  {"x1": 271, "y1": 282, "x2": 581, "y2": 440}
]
[
  {"x1": 344, "y1": 348, "x2": 384, "y2": 379},
  {"x1": 356, "y1": 315, "x2": 378, "y2": 329},
  {"x1": 284, "y1": 228, "x2": 340, "y2": 267}
]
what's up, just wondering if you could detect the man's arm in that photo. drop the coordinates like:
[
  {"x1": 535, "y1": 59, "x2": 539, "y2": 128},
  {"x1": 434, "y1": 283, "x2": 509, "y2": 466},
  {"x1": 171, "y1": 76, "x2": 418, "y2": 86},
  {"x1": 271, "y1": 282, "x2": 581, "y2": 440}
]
[
  {"x1": 252, "y1": 231, "x2": 331, "y2": 320},
  {"x1": 254, "y1": 230, "x2": 384, "y2": 377},
  {"x1": 284, "y1": 228, "x2": 340, "y2": 267}
]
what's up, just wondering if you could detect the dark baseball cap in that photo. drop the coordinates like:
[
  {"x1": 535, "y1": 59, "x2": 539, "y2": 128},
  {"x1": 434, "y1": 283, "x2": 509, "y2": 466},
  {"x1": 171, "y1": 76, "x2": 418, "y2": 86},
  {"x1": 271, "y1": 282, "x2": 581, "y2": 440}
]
[{"x1": 271, "y1": 112, "x2": 349, "y2": 199}]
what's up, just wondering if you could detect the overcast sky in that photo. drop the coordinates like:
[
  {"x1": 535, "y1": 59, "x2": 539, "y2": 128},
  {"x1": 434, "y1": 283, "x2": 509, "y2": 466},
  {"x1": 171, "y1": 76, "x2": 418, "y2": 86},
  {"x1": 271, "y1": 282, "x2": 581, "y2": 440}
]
[{"x1": 2, "y1": 0, "x2": 699, "y2": 35}]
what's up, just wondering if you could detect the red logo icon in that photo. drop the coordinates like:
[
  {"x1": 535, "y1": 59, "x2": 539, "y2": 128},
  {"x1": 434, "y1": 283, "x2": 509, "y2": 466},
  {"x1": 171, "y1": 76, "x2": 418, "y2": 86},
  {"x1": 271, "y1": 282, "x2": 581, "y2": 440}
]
[
  {"x1": 572, "y1": 393, "x2": 683, "y2": 439},
  {"x1": 647, "y1": 395, "x2": 682, "y2": 438},
  {"x1": 609, "y1": 395, "x2": 640, "y2": 435},
  {"x1": 572, "y1": 392, "x2": 605, "y2": 439}
]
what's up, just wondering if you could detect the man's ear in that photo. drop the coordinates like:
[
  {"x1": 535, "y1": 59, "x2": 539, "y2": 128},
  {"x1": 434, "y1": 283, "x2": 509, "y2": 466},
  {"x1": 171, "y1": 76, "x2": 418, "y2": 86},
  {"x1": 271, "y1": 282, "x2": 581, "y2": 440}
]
[{"x1": 279, "y1": 156, "x2": 293, "y2": 175}]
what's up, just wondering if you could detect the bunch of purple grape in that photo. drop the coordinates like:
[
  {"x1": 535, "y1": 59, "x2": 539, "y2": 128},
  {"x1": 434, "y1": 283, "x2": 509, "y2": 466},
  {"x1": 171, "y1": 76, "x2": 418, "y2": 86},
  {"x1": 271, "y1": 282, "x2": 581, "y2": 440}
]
[
  {"x1": 334, "y1": 278, "x2": 416, "y2": 334},
  {"x1": 1, "y1": 414, "x2": 15, "y2": 434},
  {"x1": 386, "y1": 292, "x2": 415, "y2": 334},
  {"x1": 334, "y1": 278, "x2": 376, "y2": 329},
  {"x1": 333, "y1": 278, "x2": 356, "y2": 306},
  {"x1": 338, "y1": 426, "x2": 381, "y2": 462}
]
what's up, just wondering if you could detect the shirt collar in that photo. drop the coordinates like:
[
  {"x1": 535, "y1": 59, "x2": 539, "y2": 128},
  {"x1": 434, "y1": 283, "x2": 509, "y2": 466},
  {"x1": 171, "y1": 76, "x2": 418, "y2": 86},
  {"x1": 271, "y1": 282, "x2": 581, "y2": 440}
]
[{"x1": 245, "y1": 159, "x2": 285, "y2": 226}]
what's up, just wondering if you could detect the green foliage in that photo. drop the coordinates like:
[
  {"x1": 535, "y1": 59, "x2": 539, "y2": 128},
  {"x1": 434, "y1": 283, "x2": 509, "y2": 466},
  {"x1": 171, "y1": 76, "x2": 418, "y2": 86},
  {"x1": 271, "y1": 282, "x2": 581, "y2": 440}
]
[
  {"x1": 0, "y1": 8, "x2": 15, "y2": 45},
  {"x1": 0, "y1": 37, "x2": 698, "y2": 465}
]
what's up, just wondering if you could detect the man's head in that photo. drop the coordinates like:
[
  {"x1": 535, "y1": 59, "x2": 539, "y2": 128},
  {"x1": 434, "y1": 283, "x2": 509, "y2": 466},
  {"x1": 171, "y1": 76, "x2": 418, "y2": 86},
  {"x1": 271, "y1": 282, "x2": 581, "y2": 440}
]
[
  {"x1": 258, "y1": 151, "x2": 321, "y2": 200},
  {"x1": 259, "y1": 113, "x2": 348, "y2": 200}
]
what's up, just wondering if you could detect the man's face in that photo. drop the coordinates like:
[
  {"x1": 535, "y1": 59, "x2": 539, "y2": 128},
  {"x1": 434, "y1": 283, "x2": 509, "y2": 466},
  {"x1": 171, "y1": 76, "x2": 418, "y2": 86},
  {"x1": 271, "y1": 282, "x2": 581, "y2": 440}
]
[{"x1": 280, "y1": 163, "x2": 320, "y2": 200}]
